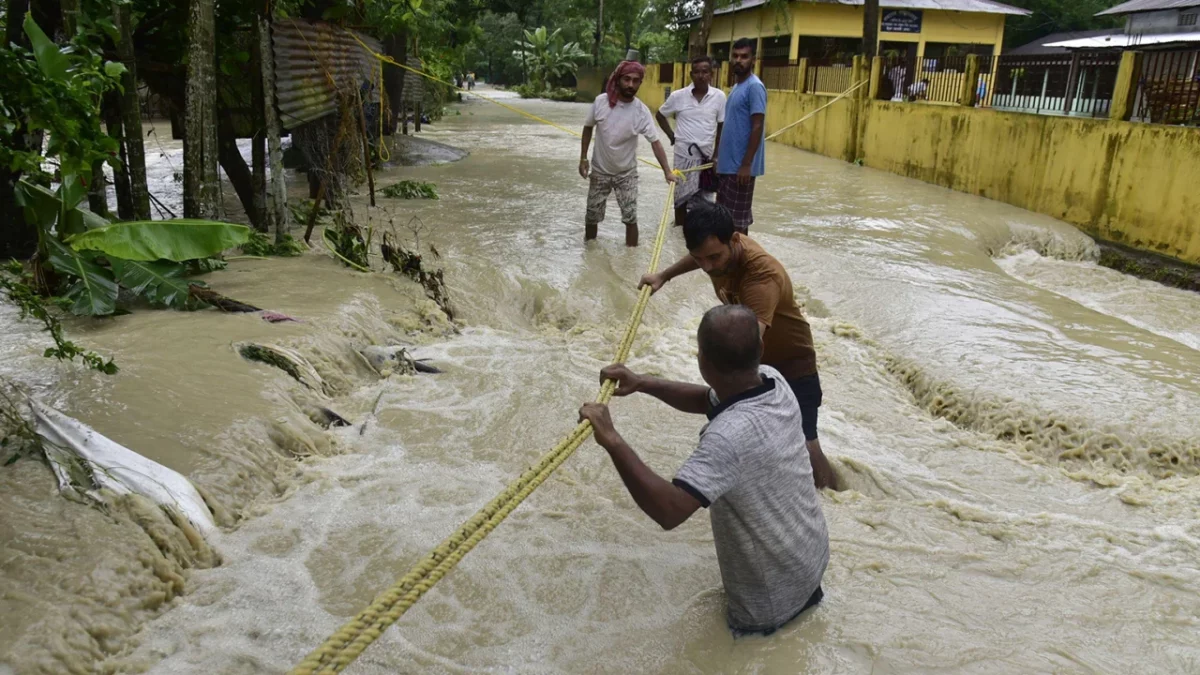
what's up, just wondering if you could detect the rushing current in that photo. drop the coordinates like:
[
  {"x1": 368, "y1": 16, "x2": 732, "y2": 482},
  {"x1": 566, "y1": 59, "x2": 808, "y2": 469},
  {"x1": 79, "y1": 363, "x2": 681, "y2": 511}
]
[{"x1": 2, "y1": 88, "x2": 1199, "y2": 675}]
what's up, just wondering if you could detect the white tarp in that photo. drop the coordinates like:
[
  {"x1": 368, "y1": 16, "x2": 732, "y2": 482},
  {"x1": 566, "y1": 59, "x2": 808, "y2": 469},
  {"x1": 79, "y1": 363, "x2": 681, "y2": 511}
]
[{"x1": 32, "y1": 400, "x2": 216, "y2": 537}]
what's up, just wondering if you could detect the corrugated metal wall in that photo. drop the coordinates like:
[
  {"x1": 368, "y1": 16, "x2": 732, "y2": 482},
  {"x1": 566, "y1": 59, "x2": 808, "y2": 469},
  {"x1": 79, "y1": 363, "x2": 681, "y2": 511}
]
[{"x1": 272, "y1": 19, "x2": 383, "y2": 130}]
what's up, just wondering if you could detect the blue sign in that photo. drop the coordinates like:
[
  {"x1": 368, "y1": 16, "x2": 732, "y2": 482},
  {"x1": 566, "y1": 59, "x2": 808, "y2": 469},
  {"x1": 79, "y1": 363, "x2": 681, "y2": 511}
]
[{"x1": 882, "y1": 9, "x2": 923, "y2": 34}]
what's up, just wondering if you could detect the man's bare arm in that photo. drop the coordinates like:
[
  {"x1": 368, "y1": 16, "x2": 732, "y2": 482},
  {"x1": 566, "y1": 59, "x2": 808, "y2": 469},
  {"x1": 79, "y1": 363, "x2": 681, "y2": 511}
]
[
  {"x1": 579, "y1": 126, "x2": 593, "y2": 178},
  {"x1": 639, "y1": 254, "x2": 699, "y2": 293},
  {"x1": 601, "y1": 364, "x2": 709, "y2": 415},
  {"x1": 655, "y1": 111, "x2": 676, "y2": 145},
  {"x1": 579, "y1": 403, "x2": 702, "y2": 530}
]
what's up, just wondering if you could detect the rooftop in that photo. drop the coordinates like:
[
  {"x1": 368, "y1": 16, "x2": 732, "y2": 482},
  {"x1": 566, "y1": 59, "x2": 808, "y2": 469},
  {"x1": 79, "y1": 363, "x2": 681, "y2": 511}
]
[
  {"x1": 1006, "y1": 30, "x2": 1122, "y2": 55},
  {"x1": 682, "y1": 0, "x2": 1030, "y2": 24},
  {"x1": 1044, "y1": 30, "x2": 1200, "y2": 49},
  {"x1": 1097, "y1": 0, "x2": 1200, "y2": 16}
]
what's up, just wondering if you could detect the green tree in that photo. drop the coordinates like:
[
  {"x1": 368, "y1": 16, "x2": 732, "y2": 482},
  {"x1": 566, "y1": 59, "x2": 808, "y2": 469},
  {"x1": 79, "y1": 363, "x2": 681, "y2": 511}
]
[
  {"x1": 515, "y1": 26, "x2": 589, "y2": 90},
  {"x1": 1002, "y1": 0, "x2": 1123, "y2": 48}
]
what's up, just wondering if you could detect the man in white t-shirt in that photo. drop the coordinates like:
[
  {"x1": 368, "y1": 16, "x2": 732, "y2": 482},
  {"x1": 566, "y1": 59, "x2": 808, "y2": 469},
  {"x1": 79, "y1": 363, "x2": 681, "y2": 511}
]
[
  {"x1": 655, "y1": 55, "x2": 726, "y2": 228},
  {"x1": 580, "y1": 60, "x2": 676, "y2": 247}
]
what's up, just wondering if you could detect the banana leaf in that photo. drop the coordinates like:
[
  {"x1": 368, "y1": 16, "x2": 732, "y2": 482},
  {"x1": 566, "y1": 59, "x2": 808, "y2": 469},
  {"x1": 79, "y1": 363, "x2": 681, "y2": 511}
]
[
  {"x1": 15, "y1": 179, "x2": 109, "y2": 235},
  {"x1": 23, "y1": 14, "x2": 68, "y2": 80},
  {"x1": 109, "y1": 259, "x2": 206, "y2": 310},
  {"x1": 45, "y1": 239, "x2": 119, "y2": 316},
  {"x1": 68, "y1": 220, "x2": 252, "y2": 262}
]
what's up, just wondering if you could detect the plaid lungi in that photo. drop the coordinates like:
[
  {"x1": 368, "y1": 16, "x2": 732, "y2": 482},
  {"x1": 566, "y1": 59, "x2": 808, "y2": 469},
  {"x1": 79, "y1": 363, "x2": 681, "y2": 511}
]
[
  {"x1": 672, "y1": 149, "x2": 702, "y2": 207},
  {"x1": 716, "y1": 175, "x2": 757, "y2": 232}
]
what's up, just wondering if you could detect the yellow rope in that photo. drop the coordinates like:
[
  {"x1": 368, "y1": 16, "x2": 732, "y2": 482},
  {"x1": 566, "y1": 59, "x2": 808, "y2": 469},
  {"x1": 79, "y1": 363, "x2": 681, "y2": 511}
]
[
  {"x1": 291, "y1": 176, "x2": 680, "y2": 675},
  {"x1": 289, "y1": 35, "x2": 864, "y2": 675}
]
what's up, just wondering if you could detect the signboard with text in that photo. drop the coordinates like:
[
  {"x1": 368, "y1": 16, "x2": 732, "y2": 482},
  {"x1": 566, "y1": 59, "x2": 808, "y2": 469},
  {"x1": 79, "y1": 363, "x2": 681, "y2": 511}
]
[{"x1": 882, "y1": 10, "x2": 923, "y2": 34}]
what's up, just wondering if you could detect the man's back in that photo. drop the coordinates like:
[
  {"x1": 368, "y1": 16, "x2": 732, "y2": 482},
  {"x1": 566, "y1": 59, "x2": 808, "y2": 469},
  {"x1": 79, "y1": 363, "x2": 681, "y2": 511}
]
[
  {"x1": 674, "y1": 366, "x2": 829, "y2": 631},
  {"x1": 709, "y1": 233, "x2": 817, "y2": 379}
]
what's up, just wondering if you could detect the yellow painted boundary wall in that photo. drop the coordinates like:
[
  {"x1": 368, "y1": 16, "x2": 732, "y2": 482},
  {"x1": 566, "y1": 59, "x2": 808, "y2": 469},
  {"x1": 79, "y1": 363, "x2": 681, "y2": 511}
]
[{"x1": 637, "y1": 63, "x2": 1200, "y2": 265}]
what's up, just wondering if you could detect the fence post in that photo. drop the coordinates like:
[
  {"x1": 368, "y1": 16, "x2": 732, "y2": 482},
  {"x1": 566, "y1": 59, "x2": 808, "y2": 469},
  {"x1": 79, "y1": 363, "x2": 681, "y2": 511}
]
[
  {"x1": 959, "y1": 54, "x2": 980, "y2": 106},
  {"x1": 852, "y1": 55, "x2": 867, "y2": 100},
  {"x1": 869, "y1": 55, "x2": 883, "y2": 100},
  {"x1": 797, "y1": 57, "x2": 809, "y2": 93},
  {"x1": 1110, "y1": 51, "x2": 1142, "y2": 121}
]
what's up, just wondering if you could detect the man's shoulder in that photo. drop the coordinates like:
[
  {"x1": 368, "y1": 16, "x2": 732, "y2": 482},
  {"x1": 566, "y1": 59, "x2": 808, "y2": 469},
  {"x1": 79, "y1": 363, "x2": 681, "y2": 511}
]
[
  {"x1": 737, "y1": 236, "x2": 785, "y2": 275},
  {"x1": 592, "y1": 93, "x2": 608, "y2": 105}
]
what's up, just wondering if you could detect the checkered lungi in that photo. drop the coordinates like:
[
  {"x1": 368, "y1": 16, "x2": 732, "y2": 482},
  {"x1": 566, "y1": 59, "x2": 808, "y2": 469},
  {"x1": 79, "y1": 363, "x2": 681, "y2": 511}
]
[
  {"x1": 672, "y1": 149, "x2": 702, "y2": 208},
  {"x1": 586, "y1": 169, "x2": 639, "y2": 226},
  {"x1": 716, "y1": 175, "x2": 757, "y2": 232}
]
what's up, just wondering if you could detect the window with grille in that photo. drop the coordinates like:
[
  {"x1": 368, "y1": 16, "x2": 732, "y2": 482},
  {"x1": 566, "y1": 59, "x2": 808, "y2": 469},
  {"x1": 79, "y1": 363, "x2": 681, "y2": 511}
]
[{"x1": 1181, "y1": 12, "x2": 1198, "y2": 26}]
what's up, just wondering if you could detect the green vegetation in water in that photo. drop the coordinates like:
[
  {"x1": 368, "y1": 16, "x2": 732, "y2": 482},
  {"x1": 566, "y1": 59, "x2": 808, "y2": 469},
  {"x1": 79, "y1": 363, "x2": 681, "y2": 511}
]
[
  {"x1": 0, "y1": 382, "x2": 41, "y2": 465},
  {"x1": 382, "y1": 180, "x2": 440, "y2": 200},
  {"x1": 241, "y1": 231, "x2": 307, "y2": 257},
  {"x1": 1098, "y1": 245, "x2": 1200, "y2": 293},
  {"x1": 324, "y1": 222, "x2": 371, "y2": 271},
  {"x1": 238, "y1": 344, "x2": 303, "y2": 383},
  {"x1": 513, "y1": 84, "x2": 578, "y2": 102},
  {"x1": 0, "y1": 261, "x2": 118, "y2": 374}
]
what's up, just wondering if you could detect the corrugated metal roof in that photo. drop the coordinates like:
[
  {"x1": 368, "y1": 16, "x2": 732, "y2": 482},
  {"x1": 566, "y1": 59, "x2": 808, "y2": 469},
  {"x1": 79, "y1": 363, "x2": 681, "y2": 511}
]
[
  {"x1": 688, "y1": 0, "x2": 1029, "y2": 22},
  {"x1": 1006, "y1": 30, "x2": 1121, "y2": 55},
  {"x1": 1045, "y1": 31, "x2": 1200, "y2": 48},
  {"x1": 1098, "y1": 0, "x2": 1200, "y2": 17},
  {"x1": 272, "y1": 19, "x2": 382, "y2": 130}
]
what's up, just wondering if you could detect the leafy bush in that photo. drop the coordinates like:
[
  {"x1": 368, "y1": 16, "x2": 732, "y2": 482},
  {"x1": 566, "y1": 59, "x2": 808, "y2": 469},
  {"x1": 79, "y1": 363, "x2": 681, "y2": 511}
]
[
  {"x1": 546, "y1": 88, "x2": 579, "y2": 102},
  {"x1": 382, "y1": 180, "x2": 439, "y2": 200},
  {"x1": 512, "y1": 84, "x2": 577, "y2": 102},
  {"x1": 242, "y1": 231, "x2": 307, "y2": 257}
]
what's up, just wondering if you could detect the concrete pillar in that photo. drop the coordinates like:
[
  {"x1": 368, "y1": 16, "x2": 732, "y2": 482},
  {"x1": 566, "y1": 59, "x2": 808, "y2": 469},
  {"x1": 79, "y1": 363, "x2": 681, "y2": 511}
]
[
  {"x1": 797, "y1": 57, "x2": 809, "y2": 93},
  {"x1": 755, "y1": 37, "x2": 764, "y2": 77},
  {"x1": 960, "y1": 54, "x2": 981, "y2": 106},
  {"x1": 1110, "y1": 51, "x2": 1142, "y2": 121},
  {"x1": 851, "y1": 55, "x2": 868, "y2": 100},
  {"x1": 869, "y1": 55, "x2": 883, "y2": 100}
]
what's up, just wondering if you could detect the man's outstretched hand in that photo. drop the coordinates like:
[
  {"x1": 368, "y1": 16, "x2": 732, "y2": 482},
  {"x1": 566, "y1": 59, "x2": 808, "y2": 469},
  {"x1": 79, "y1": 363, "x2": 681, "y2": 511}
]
[
  {"x1": 579, "y1": 402, "x2": 620, "y2": 448},
  {"x1": 600, "y1": 363, "x2": 643, "y2": 397},
  {"x1": 638, "y1": 273, "x2": 665, "y2": 295}
]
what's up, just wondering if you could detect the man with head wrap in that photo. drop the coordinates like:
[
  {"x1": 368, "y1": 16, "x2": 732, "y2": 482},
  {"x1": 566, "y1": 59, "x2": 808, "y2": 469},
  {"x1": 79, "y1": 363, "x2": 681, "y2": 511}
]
[{"x1": 579, "y1": 60, "x2": 676, "y2": 247}]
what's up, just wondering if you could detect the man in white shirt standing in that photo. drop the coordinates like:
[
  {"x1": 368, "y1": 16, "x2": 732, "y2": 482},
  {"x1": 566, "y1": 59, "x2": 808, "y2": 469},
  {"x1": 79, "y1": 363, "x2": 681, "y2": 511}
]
[
  {"x1": 580, "y1": 60, "x2": 676, "y2": 247},
  {"x1": 655, "y1": 55, "x2": 726, "y2": 228}
]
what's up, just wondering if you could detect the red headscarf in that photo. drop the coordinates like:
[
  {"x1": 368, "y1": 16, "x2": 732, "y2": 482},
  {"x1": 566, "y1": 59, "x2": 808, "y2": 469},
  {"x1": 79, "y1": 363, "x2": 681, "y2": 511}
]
[{"x1": 605, "y1": 60, "x2": 646, "y2": 107}]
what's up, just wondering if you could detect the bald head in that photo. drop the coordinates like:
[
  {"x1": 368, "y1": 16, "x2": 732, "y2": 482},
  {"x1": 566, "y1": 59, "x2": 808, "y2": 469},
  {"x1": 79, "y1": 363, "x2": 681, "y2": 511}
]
[{"x1": 698, "y1": 305, "x2": 762, "y2": 374}]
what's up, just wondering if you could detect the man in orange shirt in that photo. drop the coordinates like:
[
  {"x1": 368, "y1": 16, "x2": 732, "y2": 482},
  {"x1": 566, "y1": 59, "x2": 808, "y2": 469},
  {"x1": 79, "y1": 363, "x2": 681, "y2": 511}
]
[{"x1": 640, "y1": 200, "x2": 838, "y2": 490}]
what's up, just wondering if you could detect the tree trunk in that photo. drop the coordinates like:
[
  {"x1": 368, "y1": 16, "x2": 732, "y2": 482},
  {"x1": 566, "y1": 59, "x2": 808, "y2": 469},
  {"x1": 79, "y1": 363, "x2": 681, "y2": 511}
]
[
  {"x1": 249, "y1": 14, "x2": 267, "y2": 231},
  {"x1": 61, "y1": 0, "x2": 109, "y2": 217},
  {"x1": 258, "y1": 14, "x2": 288, "y2": 242},
  {"x1": 102, "y1": 92, "x2": 134, "y2": 219},
  {"x1": 114, "y1": 0, "x2": 150, "y2": 220},
  {"x1": 183, "y1": 0, "x2": 221, "y2": 219},
  {"x1": 688, "y1": 0, "x2": 718, "y2": 59},
  {"x1": 217, "y1": 114, "x2": 258, "y2": 225},
  {"x1": 593, "y1": 0, "x2": 603, "y2": 66},
  {"x1": 383, "y1": 31, "x2": 408, "y2": 133},
  {"x1": 862, "y1": 0, "x2": 880, "y2": 59},
  {"x1": 1, "y1": 0, "x2": 36, "y2": 258}
]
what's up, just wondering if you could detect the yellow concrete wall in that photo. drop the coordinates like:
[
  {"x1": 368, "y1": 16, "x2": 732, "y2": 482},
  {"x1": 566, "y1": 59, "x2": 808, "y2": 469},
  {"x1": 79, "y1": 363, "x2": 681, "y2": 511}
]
[
  {"x1": 860, "y1": 103, "x2": 1200, "y2": 262},
  {"x1": 637, "y1": 79, "x2": 1200, "y2": 264}
]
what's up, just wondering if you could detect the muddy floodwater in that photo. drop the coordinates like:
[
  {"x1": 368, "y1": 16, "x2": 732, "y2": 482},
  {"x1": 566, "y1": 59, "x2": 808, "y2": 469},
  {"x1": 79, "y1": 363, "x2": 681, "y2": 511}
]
[{"x1": 3, "y1": 89, "x2": 1200, "y2": 675}]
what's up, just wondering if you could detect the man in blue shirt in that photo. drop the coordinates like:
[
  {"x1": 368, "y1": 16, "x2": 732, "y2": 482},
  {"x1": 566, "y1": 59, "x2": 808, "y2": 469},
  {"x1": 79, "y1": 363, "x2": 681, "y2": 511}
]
[{"x1": 716, "y1": 37, "x2": 767, "y2": 233}]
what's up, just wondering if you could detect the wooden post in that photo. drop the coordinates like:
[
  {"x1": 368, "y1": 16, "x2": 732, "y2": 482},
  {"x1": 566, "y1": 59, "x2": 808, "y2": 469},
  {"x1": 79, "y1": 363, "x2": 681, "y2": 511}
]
[
  {"x1": 1063, "y1": 51, "x2": 1082, "y2": 116},
  {"x1": 960, "y1": 54, "x2": 980, "y2": 106},
  {"x1": 1110, "y1": 51, "x2": 1142, "y2": 121},
  {"x1": 356, "y1": 90, "x2": 376, "y2": 207}
]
